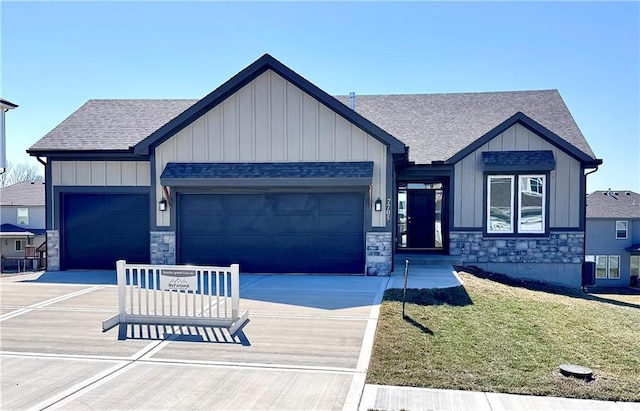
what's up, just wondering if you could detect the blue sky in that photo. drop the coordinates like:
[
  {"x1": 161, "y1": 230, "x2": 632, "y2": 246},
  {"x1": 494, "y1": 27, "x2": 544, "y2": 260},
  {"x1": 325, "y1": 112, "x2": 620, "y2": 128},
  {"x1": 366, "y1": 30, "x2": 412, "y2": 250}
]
[{"x1": 2, "y1": 1, "x2": 638, "y2": 192}]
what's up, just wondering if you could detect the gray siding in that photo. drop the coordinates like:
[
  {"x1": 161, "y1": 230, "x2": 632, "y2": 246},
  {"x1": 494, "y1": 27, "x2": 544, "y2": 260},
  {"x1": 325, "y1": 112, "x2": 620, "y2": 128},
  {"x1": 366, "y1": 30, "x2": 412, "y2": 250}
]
[
  {"x1": 1, "y1": 205, "x2": 45, "y2": 230},
  {"x1": 453, "y1": 123, "x2": 582, "y2": 228},
  {"x1": 586, "y1": 217, "x2": 639, "y2": 286},
  {"x1": 155, "y1": 69, "x2": 388, "y2": 228}
]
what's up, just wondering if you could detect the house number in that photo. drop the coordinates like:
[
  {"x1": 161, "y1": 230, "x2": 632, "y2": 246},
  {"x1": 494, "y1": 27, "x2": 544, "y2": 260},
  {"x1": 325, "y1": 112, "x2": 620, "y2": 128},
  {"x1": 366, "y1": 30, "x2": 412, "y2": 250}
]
[{"x1": 386, "y1": 198, "x2": 392, "y2": 221}]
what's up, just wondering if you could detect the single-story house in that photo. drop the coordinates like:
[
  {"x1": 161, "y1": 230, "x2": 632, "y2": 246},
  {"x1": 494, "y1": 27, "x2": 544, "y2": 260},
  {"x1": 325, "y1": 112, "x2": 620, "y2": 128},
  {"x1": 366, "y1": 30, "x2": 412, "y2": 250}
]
[
  {"x1": 27, "y1": 54, "x2": 602, "y2": 287},
  {"x1": 586, "y1": 190, "x2": 640, "y2": 287}
]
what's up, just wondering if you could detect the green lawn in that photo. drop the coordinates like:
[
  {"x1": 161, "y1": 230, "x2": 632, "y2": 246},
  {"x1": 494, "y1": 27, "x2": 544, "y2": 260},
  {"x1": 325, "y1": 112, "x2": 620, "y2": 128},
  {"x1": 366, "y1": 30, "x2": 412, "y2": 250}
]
[{"x1": 367, "y1": 271, "x2": 640, "y2": 401}]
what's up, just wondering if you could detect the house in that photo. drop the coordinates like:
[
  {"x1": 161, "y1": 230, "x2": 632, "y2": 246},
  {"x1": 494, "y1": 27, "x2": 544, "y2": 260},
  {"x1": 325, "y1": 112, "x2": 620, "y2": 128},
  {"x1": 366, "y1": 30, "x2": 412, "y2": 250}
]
[
  {"x1": 0, "y1": 180, "x2": 46, "y2": 270},
  {"x1": 27, "y1": 54, "x2": 602, "y2": 287},
  {"x1": 586, "y1": 190, "x2": 640, "y2": 287}
]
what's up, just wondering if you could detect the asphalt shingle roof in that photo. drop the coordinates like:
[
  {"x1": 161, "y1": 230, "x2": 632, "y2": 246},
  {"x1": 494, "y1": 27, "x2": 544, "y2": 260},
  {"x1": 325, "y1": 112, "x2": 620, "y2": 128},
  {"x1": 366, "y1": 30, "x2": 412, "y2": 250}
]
[
  {"x1": 482, "y1": 150, "x2": 556, "y2": 168},
  {"x1": 335, "y1": 90, "x2": 596, "y2": 164},
  {"x1": 586, "y1": 190, "x2": 640, "y2": 219},
  {"x1": 0, "y1": 181, "x2": 45, "y2": 206},
  {"x1": 160, "y1": 162, "x2": 374, "y2": 180},
  {"x1": 28, "y1": 90, "x2": 597, "y2": 165},
  {"x1": 29, "y1": 99, "x2": 197, "y2": 151}
]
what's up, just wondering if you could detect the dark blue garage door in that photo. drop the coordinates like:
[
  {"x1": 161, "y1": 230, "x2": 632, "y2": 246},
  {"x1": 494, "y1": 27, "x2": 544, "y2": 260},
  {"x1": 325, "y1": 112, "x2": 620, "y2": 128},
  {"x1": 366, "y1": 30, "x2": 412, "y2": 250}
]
[
  {"x1": 178, "y1": 192, "x2": 364, "y2": 273},
  {"x1": 62, "y1": 193, "x2": 150, "y2": 270}
]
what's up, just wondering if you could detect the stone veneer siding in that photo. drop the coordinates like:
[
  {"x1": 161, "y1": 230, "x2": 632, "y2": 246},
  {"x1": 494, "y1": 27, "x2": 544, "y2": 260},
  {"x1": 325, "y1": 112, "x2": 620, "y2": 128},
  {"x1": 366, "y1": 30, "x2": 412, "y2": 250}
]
[
  {"x1": 150, "y1": 231, "x2": 176, "y2": 265},
  {"x1": 47, "y1": 230, "x2": 60, "y2": 271},
  {"x1": 449, "y1": 231, "x2": 584, "y2": 264},
  {"x1": 366, "y1": 232, "x2": 392, "y2": 276}
]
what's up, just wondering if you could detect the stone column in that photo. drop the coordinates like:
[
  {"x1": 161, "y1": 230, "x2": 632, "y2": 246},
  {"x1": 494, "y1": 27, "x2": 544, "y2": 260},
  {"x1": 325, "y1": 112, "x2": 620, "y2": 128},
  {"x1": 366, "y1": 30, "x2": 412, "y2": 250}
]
[
  {"x1": 150, "y1": 231, "x2": 176, "y2": 265},
  {"x1": 366, "y1": 232, "x2": 392, "y2": 276},
  {"x1": 46, "y1": 230, "x2": 60, "y2": 271}
]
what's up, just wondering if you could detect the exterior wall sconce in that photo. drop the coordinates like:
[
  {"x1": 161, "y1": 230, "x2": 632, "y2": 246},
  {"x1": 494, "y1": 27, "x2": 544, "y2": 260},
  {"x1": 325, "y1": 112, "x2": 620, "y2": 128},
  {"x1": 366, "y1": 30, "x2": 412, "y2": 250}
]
[
  {"x1": 374, "y1": 198, "x2": 382, "y2": 211},
  {"x1": 158, "y1": 197, "x2": 167, "y2": 212}
]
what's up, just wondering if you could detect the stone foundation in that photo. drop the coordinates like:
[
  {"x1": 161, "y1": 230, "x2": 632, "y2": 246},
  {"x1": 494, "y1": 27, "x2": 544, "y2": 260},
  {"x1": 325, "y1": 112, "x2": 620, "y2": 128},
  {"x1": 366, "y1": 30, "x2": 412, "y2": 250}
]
[
  {"x1": 366, "y1": 232, "x2": 392, "y2": 276},
  {"x1": 46, "y1": 230, "x2": 60, "y2": 271},
  {"x1": 150, "y1": 231, "x2": 176, "y2": 265},
  {"x1": 450, "y1": 231, "x2": 584, "y2": 287}
]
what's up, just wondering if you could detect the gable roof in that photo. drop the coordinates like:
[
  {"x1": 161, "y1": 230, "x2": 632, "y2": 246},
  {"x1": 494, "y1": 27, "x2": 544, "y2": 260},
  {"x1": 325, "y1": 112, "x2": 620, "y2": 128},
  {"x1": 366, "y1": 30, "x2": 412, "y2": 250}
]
[
  {"x1": 586, "y1": 190, "x2": 640, "y2": 219},
  {"x1": 0, "y1": 181, "x2": 45, "y2": 206},
  {"x1": 132, "y1": 54, "x2": 406, "y2": 156},
  {"x1": 27, "y1": 55, "x2": 600, "y2": 167},
  {"x1": 335, "y1": 90, "x2": 598, "y2": 165}
]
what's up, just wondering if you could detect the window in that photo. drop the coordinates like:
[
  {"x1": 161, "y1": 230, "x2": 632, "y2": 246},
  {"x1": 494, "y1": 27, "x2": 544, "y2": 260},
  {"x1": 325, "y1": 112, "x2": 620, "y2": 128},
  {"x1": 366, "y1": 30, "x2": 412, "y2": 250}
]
[
  {"x1": 595, "y1": 255, "x2": 621, "y2": 279},
  {"x1": 17, "y1": 208, "x2": 28, "y2": 225},
  {"x1": 615, "y1": 221, "x2": 628, "y2": 239},
  {"x1": 595, "y1": 255, "x2": 608, "y2": 279},
  {"x1": 609, "y1": 256, "x2": 620, "y2": 279},
  {"x1": 15, "y1": 240, "x2": 26, "y2": 252},
  {"x1": 631, "y1": 256, "x2": 640, "y2": 277},
  {"x1": 487, "y1": 174, "x2": 545, "y2": 234}
]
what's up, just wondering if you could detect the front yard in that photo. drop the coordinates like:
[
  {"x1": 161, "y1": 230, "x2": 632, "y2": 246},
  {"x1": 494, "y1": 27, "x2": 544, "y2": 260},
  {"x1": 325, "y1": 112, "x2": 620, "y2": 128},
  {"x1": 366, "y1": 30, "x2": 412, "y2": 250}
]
[{"x1": 367, "y1": 271, "x2": 640, "y2": 402}]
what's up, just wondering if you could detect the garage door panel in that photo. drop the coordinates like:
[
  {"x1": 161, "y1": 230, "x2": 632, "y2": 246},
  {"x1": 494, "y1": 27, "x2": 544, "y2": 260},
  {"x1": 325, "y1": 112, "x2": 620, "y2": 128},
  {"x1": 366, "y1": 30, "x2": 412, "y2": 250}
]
[
  {"x1": 179, "y1": 192, "x2": 364, "y2": 273},
  {"x1": 62, "y1": 193, "x2": 149, "y2": 270},
  {"x1": 228, "y1": 215, "x2": 270, "y2": 233},
  {"x1": 273, "y1": 235, "x2": 314, "y2": 256},
  {"x1": 272, "y1": 214, "x2": 315, "y2": 233}
]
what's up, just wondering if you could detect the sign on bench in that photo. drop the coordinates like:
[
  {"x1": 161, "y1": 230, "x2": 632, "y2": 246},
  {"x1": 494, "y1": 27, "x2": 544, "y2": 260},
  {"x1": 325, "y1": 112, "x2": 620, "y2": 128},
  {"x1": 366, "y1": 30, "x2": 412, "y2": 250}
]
[{"x1": 102, "y1": 260, "x2": 249, "y2": 335}]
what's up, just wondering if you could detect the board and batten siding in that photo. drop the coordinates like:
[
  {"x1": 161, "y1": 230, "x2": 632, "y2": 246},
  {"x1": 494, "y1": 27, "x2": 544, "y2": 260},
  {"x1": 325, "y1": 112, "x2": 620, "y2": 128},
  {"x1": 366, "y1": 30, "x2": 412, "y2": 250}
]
[
  {"x1": 453, "y1": 123, "x2": 582, "y2": 229},
  {"x1": 51, "y1": 161, "x2": 150, "y2": 187},
  {"x1": 155, "y1": 69, "x2": 388, "y2": 228}
]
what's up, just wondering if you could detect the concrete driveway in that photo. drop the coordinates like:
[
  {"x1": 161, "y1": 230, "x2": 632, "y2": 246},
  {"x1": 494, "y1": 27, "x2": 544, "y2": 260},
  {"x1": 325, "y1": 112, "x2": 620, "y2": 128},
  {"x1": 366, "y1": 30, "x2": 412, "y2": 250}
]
[{"x1": 0, "y1": 272, "x2": 387, "y2": 410}]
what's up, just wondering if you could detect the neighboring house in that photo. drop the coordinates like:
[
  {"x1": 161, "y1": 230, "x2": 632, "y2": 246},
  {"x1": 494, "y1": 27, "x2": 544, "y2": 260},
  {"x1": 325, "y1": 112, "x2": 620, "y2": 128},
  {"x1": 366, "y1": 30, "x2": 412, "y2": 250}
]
[
  {"x1": 586, "y1": 190, "x2": 640, "y2": 287},
  {"x1": 0, "y1": 180, "x2": 46, "y2": 263},
  {"x1": 27, "y1": 54, "x2": 602, "y2": 287}
]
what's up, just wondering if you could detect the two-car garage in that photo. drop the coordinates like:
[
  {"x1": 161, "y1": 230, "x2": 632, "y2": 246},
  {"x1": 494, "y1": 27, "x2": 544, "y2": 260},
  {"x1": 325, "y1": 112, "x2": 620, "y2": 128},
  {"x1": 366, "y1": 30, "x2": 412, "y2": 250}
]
[
  {"x1": 60, "y1": 191, "x2": 366, "y2": 273},
  {"x1": 178, "y1": 192, "x2": 365, "y2": 273}
]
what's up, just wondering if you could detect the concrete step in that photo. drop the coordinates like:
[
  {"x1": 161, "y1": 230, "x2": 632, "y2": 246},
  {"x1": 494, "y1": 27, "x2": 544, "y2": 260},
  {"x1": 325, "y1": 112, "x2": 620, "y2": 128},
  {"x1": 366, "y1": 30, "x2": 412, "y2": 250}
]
[{"x1": 394, "y1": 254, "x2": 462, "y2": 267}]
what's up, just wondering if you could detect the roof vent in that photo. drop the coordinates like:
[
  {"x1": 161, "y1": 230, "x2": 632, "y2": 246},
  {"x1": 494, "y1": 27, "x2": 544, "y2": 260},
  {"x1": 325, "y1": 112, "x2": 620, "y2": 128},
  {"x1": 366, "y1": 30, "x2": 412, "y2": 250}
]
[{"x1": 349, "y1": 92, "x2": 356, "y2": 110}]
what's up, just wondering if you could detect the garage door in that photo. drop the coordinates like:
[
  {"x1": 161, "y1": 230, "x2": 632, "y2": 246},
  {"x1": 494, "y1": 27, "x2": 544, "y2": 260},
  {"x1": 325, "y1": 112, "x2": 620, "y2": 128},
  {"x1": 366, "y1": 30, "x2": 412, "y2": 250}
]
[
  {"x1": 178, "y1": 192, "x2": 364, "y2": 273},
  {"x1": 61, "y1": 193, "x2": 150, "y2": 270}
]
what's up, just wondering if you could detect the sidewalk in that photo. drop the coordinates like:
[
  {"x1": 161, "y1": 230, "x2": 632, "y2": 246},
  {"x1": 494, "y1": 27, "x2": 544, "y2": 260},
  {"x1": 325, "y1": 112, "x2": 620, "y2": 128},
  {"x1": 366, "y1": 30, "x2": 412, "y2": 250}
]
[{"x1": 360, "y1": 385, "x2": 640, "y2": 411}]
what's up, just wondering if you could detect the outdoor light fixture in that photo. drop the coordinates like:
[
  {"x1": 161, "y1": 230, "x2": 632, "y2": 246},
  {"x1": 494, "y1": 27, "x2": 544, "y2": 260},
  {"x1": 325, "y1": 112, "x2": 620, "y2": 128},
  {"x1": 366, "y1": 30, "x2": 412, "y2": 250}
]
[
  {"x1": 158, "y1": 197, "x2": 167, "y2": 212},
  {"x1": 374, "y1": 198, "x2": 382, "y2": 212}
]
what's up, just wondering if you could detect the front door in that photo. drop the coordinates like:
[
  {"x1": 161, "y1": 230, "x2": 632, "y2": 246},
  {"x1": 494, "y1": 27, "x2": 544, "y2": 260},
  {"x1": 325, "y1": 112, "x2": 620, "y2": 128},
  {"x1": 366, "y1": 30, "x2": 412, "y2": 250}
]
[
  {"x1": 407, "y1": 190, "x2": 435, "y2": 248},
  {"x1": 397, "y1": 182, "x2": 445, "y2": 251}
]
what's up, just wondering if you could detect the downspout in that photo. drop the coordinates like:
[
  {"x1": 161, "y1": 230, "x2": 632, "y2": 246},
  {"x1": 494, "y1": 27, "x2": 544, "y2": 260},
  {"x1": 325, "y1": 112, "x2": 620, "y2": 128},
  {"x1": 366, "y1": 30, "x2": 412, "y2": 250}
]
[
  {"x1": 583, "y1": 165, "x2": 599, "y2": 263},
  {"x1": 36, "y1": 156, "x2": 48, "y2": 270}
]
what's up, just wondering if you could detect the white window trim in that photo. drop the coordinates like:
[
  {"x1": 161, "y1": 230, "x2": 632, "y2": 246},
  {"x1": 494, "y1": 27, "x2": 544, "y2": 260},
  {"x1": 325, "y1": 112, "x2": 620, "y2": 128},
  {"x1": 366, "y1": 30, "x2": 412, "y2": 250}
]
[
  {"x1": 631, "y1": 256, "x2": 640, "y2": 277},
  {"x1": 487, "y1": 175, "x2": 514, "y2": 234},
  {"x1": 608, "y1": 255, "x2": 620, "y2": 279},
  {"x1": 595, "y1": 255, "x2": 608, "y2": 279},
  {"x1": 15, "y1": 240, "x2": 26, "y2": 252},
  {"x1": 595, "y1": 255, "x2": 621, "y2": 279},
  {"x1": 517, "y1": 175, "x2": 546, "y2": 234},
  {"x1": 17, "y1": 207, "x2": 29, "y2": 225},
  {"x1": 615, "y1": 220, "x2": 628, "y2": 239}
]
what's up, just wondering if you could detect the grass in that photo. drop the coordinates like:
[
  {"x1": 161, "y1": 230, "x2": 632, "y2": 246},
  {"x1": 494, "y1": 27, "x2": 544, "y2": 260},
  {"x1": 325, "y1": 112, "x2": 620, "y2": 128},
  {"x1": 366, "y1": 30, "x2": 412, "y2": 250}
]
[{"x1": 367, "y1": 271, "x2": 640, "y2": 402}]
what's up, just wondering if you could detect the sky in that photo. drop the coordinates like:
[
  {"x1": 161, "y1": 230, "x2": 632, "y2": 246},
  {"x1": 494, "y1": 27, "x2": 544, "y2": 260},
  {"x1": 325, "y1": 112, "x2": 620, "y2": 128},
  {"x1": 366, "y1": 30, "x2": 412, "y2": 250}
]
[{"x1": 1, "y1": 1, "x2": 638, "y2": 192}]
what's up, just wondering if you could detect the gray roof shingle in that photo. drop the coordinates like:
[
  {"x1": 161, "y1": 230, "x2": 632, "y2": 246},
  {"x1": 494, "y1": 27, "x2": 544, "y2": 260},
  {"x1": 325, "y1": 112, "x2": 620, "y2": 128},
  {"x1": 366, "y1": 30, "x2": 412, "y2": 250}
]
[
  {"x1": 29, "y1": 99, "x2": 197, "y2": 151},
  {"x1": 335, "y1": 90, "x2": 596, "y2": 164},
  {"x1": 160, "y1": 162, "x2": 374, "y2": 180},
  {"x1": 29, "y1": 90, "x2": 597, "y2": 165},
  {"x1": 482, "y1": 150, "x2": 556, "y2": 170},
  {"x1": 586, "y1": 190, "x2": 640, "y2": 219},
  {"x1": 0, "y1": 181, "x2": 45, "y2": 206}
]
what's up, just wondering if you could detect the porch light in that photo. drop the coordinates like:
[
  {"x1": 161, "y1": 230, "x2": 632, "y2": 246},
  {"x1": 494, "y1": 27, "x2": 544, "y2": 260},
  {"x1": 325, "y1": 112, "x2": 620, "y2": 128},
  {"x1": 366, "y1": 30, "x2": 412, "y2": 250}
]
[
  {"x1": 374, "y1": 198, "x2": 382, "y2": 212},
  {"x1": 158, "y1": 197, "x2": 167, "y2": 212}
]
